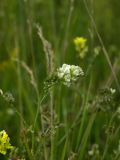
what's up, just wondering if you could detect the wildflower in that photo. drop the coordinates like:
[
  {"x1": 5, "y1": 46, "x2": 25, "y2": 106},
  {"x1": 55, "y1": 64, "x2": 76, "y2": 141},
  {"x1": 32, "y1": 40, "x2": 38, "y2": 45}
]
[
  {"x1": 110, "y1": 88, "x2": 116, "y2": 94},
  {"x1": 88, "y1": 144, "x2": 100, "y2": 157},
  {"x1": 73, "y1": 37, "x2": 88, "y2": 58},
  {"x1": 73, "y1": 37, "x2": 87, "y2": 49},
  {"x1": 44, "y1": 64, "x2": 84, "y2": 90},
  {"x1": 57, "y1": 64, "x2": 84, "y2": 87},
  {"x1": 0, "y1": 130, "x2": 13, "y2": 155}
]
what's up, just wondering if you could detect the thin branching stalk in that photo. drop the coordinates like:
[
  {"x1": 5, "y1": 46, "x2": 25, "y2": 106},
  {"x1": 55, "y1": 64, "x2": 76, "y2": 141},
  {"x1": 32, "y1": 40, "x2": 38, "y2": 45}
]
[
  {"x1": 37, "y1": 25, "x2": 55, "y2": 160},
  {"x1": 33, "y1": 90, "x2": 48, "y2": 160}
]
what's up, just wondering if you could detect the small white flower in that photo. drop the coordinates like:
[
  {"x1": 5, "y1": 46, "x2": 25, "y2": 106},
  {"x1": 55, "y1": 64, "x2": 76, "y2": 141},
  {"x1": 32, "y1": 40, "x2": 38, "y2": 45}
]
[
  {"x1": 88, "y1": 144, "x2": 100, "y2": 157},
  {"x1": 110, "y1": 88, "x2": 116, "y2": 94},
  {"x1": 57, "y1": 64, "x2": 84, "y2": 87},
  {"x1": 88, "y1": 150, "x2": 94, "y2": 156}
]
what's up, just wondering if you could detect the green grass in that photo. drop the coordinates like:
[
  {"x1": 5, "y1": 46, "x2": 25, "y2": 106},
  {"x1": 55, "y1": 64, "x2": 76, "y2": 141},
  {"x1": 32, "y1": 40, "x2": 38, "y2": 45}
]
[{"x1": 0, "y1": 0, "x2": 120, "y2": 159}]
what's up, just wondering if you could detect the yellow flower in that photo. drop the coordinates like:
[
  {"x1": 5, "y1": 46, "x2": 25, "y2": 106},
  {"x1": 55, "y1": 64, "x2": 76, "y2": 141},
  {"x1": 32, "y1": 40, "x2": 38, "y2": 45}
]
[
  {"x1": 73, "y1": 37, "x2": 87, "y2": 51},
  {"x1": 0, "y1": 130, "x2": 13, "y2": 155},
  {"x1": 73, "y1": 37, "x2": 88, "y2": 58}
]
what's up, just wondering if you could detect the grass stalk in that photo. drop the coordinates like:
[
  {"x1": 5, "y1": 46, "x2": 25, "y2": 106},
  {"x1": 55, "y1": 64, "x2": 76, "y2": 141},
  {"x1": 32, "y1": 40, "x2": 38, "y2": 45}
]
[
  {"x1": 78, "y1": 112, "x2": 97, "y2": 160},
  {"x1": 101, "y1": 111, "x2": 117, "y2": 160},
  {"x1": 83, "y1": 0, "x2": 120, "y2": 92}
]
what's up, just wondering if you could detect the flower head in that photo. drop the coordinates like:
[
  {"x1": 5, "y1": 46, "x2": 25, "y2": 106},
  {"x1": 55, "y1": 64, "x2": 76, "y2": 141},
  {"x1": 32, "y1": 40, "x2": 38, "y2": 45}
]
[
  {"x1": 73, "y1": 37, "x2": 87, "y2": 50},
  {"x1": 73, "y1": 37, "x2": 88, "y2": 58},
  {"x1": 57, "y1": 64, "x2": 84, "y2": 87},
  {"x1": 0, "y1": 130, "x2": 13, "y2": 155}
]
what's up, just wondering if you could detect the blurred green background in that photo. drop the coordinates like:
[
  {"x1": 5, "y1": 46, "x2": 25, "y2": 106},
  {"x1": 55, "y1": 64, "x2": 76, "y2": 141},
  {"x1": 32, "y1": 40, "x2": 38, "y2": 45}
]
[{"x1": 0, "y1": 0, "x2": 120, "y2": 159}]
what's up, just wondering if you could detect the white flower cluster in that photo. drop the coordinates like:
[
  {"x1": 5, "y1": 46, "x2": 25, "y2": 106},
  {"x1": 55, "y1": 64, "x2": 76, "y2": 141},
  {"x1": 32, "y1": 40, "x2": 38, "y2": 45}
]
[{"x1": 57, "y1": 64, "x2": 84, "y2": 87}]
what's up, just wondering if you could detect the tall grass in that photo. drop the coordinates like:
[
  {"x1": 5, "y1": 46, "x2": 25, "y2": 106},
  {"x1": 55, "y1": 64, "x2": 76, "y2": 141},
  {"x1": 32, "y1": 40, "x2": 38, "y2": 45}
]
[{"x1": 0, "y1": 0, "x2": 120, "y2": 160}]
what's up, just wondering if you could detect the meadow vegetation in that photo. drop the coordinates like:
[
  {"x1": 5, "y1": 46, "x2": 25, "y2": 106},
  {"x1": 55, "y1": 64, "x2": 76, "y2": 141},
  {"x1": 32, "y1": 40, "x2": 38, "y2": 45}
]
[{"x1": 0, "y1": 0, "x2": 120, "y2": 159}]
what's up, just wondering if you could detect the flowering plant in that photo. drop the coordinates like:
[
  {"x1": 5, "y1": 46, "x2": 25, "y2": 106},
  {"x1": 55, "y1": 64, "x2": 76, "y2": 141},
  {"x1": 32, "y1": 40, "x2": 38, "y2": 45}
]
[
  {"x1": 0, "y1": 130, "x2": 13, "y2": 155},
  {"x1": 57, "y1": 64, "x2": 84, "y2": 87}
]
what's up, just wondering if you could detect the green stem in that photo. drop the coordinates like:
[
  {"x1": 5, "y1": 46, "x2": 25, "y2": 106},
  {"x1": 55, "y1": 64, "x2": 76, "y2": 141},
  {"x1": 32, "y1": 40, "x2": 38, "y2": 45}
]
[
  {"x1": 101, "y1": 112, "x2": 117, "y2": 160},
  {"x1": 32, "y1": 90, "x2": 48, "y2": 160},
  {"x1": 50, "y1": 89, "x2": 54, "y2": 160},
  {"x1": 78, "y1": 112, "x2": 97, "y2": 160}
]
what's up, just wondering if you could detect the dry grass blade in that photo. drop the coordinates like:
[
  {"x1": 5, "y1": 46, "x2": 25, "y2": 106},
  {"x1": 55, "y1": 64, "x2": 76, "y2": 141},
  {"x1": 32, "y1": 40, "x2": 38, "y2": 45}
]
[{"x1": 36, "y1": 25, "x2": 55, "y2": 75}]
